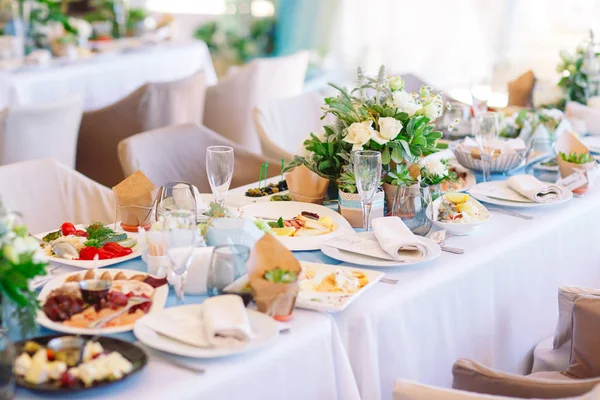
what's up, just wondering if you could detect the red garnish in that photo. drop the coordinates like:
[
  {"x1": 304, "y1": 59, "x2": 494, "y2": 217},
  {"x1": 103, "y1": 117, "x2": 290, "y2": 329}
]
[
  {"x1": 78, "y1": 247, "x2": 108, "y2": 260},
  {"x1": 60, "y1": 222, "x2": 76, "y2": 236},
  {"x1": 46, "y1": 349, "x2": 55, "y2": 361},
  {"x1": 59, "y1": 371, "x2": 77, "y2": 387},
  {"x1": 74, "y1": 230, "x2": 87, "y2": 237},
  {"x1": 102, "y1": 242, "x2": 133, "y2": 258},
  {"x1": 143, "y1": 276, "x2": 168, "y2": 288},
  {"x1": 301, "y1": 211, "x2": 319, "y2": 220}
]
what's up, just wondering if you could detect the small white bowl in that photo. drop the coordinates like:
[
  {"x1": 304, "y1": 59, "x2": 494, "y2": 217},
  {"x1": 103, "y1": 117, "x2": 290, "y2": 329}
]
[{"x1": 426, "y1": 196, "x2": 489, "y2": 236}]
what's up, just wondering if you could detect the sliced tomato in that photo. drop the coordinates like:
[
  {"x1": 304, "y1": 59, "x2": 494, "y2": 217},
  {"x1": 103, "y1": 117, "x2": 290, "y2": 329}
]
[
  {"x1": 60, "y1": 222, "x2": 76, "y2": 236},
  {"x1": 102, "y1": 242, "x2": 133, "y2": 258},
  {"x1": 78, "y1": 246, "x2": 108, "y2": 260},
  {"x1": 74, "y1": 230, "x2": 87, "y2": 237}
]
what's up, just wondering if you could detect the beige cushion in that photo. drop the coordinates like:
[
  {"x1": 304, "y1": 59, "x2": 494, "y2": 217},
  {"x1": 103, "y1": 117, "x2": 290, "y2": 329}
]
[
  {"x1": 254, "y1": 91, "x2": 329, "y2": 161},
  {"x1": 554, "y1": 286, "x2": 600, "y2": 350},
  {"x1": 203, "y1": 52, "x2": 309, "y2": 154},
  {"x1": 452, "y1": 358, "x2": 600, "y2": 398},
  {"x1": 532, "y1": 336, "x2": 571, "y2": 373},
  {"x1": 117, "y1": 123, "x2": 282, "y2": 192},
  {"x1": 76, "y1": 70, "x2": 206, "y2": 188},
  {"x1": 508, "y1": 71, "x2": 535, "y2": 108},
  {"x1": 566, "y1": 295, "x2": 600, "y2": 379},
  {"x1": 0, "y1": 158, "x2": 114, "y2": 233},
  {"x1": 396, "y1": 379, "x2": 600, "y2": 400},
  {"x1": 0, "y1": 95, "x2": 82, "y2": 168}
]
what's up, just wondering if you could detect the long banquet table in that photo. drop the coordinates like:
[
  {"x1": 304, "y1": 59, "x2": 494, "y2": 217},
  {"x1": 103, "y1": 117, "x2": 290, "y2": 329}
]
[
  {"x1": 18, "y1": 176, "x2": 600, "y2": 400},
  {"x1": 0, "y1": 41, "x2": 217, "y2": 111}
]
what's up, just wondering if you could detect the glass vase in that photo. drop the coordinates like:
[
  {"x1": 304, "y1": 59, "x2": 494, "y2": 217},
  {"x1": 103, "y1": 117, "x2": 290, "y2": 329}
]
[
  {"x1": 1, "y1": 294, "x2": 38, "y2": 342},
  {"x1": 0, "y1": 328, "x2": 15, "y2": 400},
  {"x1": 390, "y1": 184, "x2": 433, "y2": 236}
]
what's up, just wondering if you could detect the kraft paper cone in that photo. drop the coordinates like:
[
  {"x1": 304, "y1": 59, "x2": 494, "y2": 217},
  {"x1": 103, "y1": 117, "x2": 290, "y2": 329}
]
[
  {"x1": 556, "y1": 131, "x2": 595, "y2": 193},
  {"x1": 286, "y1": 165, "x2": 329, "y2": 204},
  {"x1": 248, "y1": 235, "x2": 301, "y2": 319},
  {"x1": 113, "y1": 170, "x2": 157, "y2": 227},
  {"x1": 507, "y1": 70, "x2": 535, "y2": 107}
]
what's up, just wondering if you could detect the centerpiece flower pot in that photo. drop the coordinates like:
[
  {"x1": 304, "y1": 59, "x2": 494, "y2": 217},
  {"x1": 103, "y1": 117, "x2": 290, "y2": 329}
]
[
  {"x1": 338, "y1": 188, "x2": 384, "y2": 228},
  {"x1": 286, "y1": 165, "x2": 329, "y2": 204}
]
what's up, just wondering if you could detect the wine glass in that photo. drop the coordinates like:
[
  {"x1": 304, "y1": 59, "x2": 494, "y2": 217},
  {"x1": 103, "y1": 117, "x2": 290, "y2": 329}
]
[
  {"x1": 161, "y1": 209, "x2": 200, "y2": 305},
  {"x1": 353, "y1": 150, "x2": 382, "y2": 231},
  {"x1": 474, "y1": 112, "x2": 499, "y2": 182},
  {"x1": 206, "y1": 245, "x2": 250, "y2": 297},
  {"x1": 156, "y1": 182, "x2": 197, "y2": 221},
  {"x1": 206, "y1": 146, "x2": 234, "y2": 207}
]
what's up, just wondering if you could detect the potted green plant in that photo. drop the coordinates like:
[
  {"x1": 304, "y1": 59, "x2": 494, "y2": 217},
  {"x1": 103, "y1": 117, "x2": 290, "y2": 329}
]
[{"x1": 0, "y1": 201, "x2": 47, "y2": 340}]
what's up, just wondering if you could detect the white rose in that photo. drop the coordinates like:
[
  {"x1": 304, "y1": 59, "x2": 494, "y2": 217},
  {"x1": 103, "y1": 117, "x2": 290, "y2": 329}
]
[
  {"x1": 372, "y1": 117, "x2": 402, "y2": 144},
  {"x1": 389, "y1": 76, "x2": 404, "y2": 91},
  {"x1": 423, "y1": 158, "x2": 448, "y2": 177},
  {"x1": 391, "y1": 91, "x2": 421, "y2": 116},
  {"x1": 344, "y1": 121, "x2": 375, "y2": 150},
  {"x1": 423, "y1": 102, "x2": 442, "y2": 120}
]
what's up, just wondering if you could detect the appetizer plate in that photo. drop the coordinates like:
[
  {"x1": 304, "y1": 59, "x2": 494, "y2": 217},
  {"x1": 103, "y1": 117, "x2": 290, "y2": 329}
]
[
  {"x1": 296, "y1": 261, "x2": 384, "y2": 313},
  {"x1": 320, "y1": 232, "x2": 442, "y2": 268},
  {"x1": 426, "y1": 196, "x2": 489, "y2": 236},
  {"x1": 468, "y1": 181, "x2": 573, "y2": 208},
  {"x1": 36, "y1": 269, "x2": 169, "y2": 335},
  {"x1": 14, "y1": 334, "x2": 147, "y2": 393},
  {"x1": 35, "y1": 228, "x2": 142, "y2": 269},
  {"x1": 240, "y1": 202, "x2": 354, "y2": 251},
  {"x1": 443, "y1": 161, "x2": 476, "y2": 193},
  {"x1": 134, "y1": 305, "x2": 279, "y2": 359}
]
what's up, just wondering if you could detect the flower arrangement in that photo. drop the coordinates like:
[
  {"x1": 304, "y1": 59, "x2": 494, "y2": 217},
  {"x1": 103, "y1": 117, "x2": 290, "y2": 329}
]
[
  {"x1": 287, "y1": 66, "x2": 444, "y2": 192},
  {"x1": 419, "y1": 158, "x2": 457, "y2": 187},
  {"x1": 0, "y1": 200, "x2": 47, "y2": 338},
  {"x1": 500, "y1": 108, "x2": 564, "y2": 140}
]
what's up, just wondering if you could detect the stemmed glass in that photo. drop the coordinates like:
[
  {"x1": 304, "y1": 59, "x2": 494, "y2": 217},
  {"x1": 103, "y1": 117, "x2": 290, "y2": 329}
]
[
  {"x1": 160, "y1": 209, "x2": 200, "y2": 305},
  {"x1": 353, "y1": 150, "x2": 382, "y2": 231},
  {"x1": 156, "y1": 182, "x2": 197, "y2": 221},
  {"x1": 206, "y1": 245, "x2": 250, "y2": 297},
  {"x1": 474, "y1": 112, "x2": 499, "y2": 182},
  {"x1": 206, "y1": 146, "x2": 234, "y2": 207}
]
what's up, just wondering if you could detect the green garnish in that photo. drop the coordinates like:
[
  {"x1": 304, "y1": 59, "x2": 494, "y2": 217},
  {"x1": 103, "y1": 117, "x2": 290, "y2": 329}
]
[
  {"x1": 205, "y1": 202, "x2": 227, "y2": 218},
  {"x1": 85, "y1": 222, "x2": 115, "y2": 241},
  {"x1": 84, "y1": 233, "x2": 127, "y2": 248},
  {"x1": 559, "y1": 152, "x2": 595, "y2": 165},
  {"x1": 267, "y1": 217, "x2": 284, "y2": 228},
  {"x1": 263, "y1": 268, "x2": 298, "y2": 284},
  {"x1": 270, "y1": 194, "x2": 292, "y2": 201},
  {"x1": 42, "y1": 230, "x2": 61, "y2": 243}
]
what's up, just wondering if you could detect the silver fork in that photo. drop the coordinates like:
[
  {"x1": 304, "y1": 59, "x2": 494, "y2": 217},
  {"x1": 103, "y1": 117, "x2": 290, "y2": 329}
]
[{"x1": 431, "y1": 231, "x2": 464, "y2": 254}]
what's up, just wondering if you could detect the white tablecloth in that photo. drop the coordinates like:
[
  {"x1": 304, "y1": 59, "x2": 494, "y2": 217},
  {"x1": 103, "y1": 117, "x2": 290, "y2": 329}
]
[
  {"x1": 332, "y1": 185, "x2": 600, "y2": 399},
  {"x1": 18, "y1": 311, "x2": 360, "y2": 400},
  {"x1": 0, "y1": 41, "x2": 217, "y2": 111}
]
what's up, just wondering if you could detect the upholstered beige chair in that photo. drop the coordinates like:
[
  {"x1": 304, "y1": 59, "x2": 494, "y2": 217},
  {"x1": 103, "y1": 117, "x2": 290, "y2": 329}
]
[
  {"x1": 76, "y1": 70, "x2": 206, "y2": 188},
  {"x1": 394, "y1": 378, "x2": 600, "y2": 400},
  {"x1": 0, "y1": 95, "x2": 82, "y2": 167},
  {"x1": 117, "y1": 123, "x2": 282, "y2": 192},
  {"x1": 254, "y1": 91, "x2": 331, "y2": 161},
  {"x1": 203, "y1": 52, "x2": 309, "y2": 155},
  {"x1": 0, "y1": 158, "x2": 114, "y2": 233}
]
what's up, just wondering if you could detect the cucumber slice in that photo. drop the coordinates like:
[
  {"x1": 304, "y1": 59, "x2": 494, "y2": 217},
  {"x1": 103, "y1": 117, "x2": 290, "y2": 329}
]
[{"x1": 117, "y1": 237, "x2": 137, "y2": 248}]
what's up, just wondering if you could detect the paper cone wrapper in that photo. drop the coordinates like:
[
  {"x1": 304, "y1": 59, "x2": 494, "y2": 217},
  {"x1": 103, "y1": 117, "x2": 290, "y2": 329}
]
[
  {"x1": 286, "y1": 165, "x2": 329, "y2": 204},
  {"x1": 555, "y1": 131, "x2": 595, "y2": 192},
  {"x1": 113, "y1": 170, "x2": 157, "y2": 226},
  {"x1": 248, "y1": 235, "x2": 301, "y2": 317}
]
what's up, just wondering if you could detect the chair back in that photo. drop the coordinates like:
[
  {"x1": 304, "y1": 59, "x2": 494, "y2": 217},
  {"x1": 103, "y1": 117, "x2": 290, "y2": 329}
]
[
  {"x1": 0, "y1": 158, "x2": 114, "y2": 233},
  {"x1": 76, "y1": 71, "x2": 206, "y2": 187},
  {"x1": 203, "y1": 51, "x2": 309, "y2": 154},
  {"x1": 0, "y1": 95, "x2": 82, "y2": 167},
  {"x1": 118, "y1": 123, "x2": 282, "y2": 192}
]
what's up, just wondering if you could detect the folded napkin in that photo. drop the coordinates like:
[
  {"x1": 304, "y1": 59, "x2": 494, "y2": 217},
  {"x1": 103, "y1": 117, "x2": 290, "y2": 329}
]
[
  {"x1": 372, "y1": 217, "x2": 429, "y2": 261},
  {"x1": 140, "y1": 295, "x2": 252, "y2": 348},
  {"x1": 507, "y1": 175, "x2": 564, "y2": 203},
  {"x1": 460, "y1": 137, "x2": 526, "y2": 155}
]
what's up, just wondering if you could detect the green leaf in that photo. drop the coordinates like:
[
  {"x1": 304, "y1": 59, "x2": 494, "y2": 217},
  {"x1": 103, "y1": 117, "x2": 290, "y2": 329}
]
[
  {"x1": 381, "y1": 147, "x2": 391, "y2": 165},
  {"x1": 399, "y1": 139, "x2": 411, "y2": 156},
  {"x1": 391, "y1": 147, "x2": 403, "y2": 163}
]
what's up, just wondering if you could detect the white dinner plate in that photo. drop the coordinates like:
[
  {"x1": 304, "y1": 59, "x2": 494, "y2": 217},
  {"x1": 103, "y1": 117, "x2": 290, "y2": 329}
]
[
  {"x1": 297, "y1": 262, "x2": 384, "y2": 312},
  {"x1": 239, "y1": 202, "x2": 354, "y2": 251},
  {"x1": 36, "y1": 268, "x2": 169, "y2": 335},
  {"x1": 134, "y1": 305, "x2": 279, "y2": 359},
  {"x1": 445, "y1": 161, "x2": 476, "y2": 193},
  {"x1": 35, "y1": 226, "x2": 142, "y2": 269},
  {"x1": 320, "y1": 232, "x2": 442, "y2": 268},
  {"x1": 468, "y1": 181, "x2": 573, "y2": 208}
]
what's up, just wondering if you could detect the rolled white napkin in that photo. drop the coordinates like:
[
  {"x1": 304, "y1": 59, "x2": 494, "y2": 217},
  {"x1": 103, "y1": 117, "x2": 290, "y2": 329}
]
[
  {"x1": 139, "y1": 295, "x2": 252, "y2": 348},
  {"x1": 507, "y1": 175, "x2": 564, "y2": 203},
  {"x1": 372, "y1": 217, "x2": 429, "y2": 261}
]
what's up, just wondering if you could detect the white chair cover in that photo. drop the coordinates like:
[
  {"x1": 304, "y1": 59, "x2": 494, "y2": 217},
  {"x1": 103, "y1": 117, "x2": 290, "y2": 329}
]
[
  {"x1": 393, "y1": 379, "x2": 600, "y2": 400},
  {"x1": 76, "y1": 71, "x2": 206, "y2": 188},
  {"x1": 203, "y1": 52, "x2": 309, "y2": 154},
  {"x1": 254, "y1": 91, "x2": 330, "y2": 161},
  {"x1": 0, "y1": 158, "x2": 114, "y2": 233},
  {"x1": 0, "y1": 95, "x2": 82, "y2": 168},
  {"x1": 117, "y1": 123, "x2": 283, "y2": 192}
]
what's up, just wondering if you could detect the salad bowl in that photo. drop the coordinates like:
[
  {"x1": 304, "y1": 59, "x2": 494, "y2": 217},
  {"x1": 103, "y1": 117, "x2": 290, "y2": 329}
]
[{"x1": 426, "y1": 194, "x2": 490, "y2": 236}]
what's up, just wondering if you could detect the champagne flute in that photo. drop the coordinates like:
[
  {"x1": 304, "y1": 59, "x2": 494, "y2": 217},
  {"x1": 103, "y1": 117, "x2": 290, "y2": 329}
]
[
  {"x1": 161, "y1": 209, "x2": 200, "y2": 305},
  {"x1": 206, "y1": 146, "x2": 234, "y2": 207},
  {"x1": 475, "y1": 112, "x2": 499, "y2": 182},
  {"x1": 353, "y1": 150, "x2": 382, "y2": 231}
]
